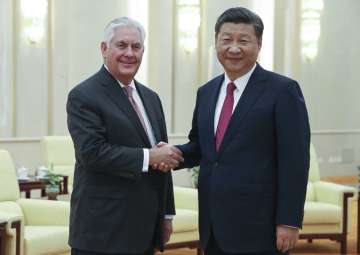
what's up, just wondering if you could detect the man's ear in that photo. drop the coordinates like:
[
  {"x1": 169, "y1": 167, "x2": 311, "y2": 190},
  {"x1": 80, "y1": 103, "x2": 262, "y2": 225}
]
[
  {"x1": 258, "y1": 38, "x2": 262, "y2": 50},
  {"x1": 100, "y1": 42, "x2": 107, "y2": 58}
]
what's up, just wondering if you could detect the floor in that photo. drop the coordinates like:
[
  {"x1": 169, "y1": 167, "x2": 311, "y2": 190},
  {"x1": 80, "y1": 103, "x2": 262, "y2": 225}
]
[{"x1": 27, "y1": 177, "x2": 359, "y2": 255}]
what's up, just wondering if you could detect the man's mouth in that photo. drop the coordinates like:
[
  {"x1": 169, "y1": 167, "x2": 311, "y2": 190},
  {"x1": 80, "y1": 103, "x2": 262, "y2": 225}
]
[{"x1": 120, "y1": 61, "x2": 136, "y2": 67}]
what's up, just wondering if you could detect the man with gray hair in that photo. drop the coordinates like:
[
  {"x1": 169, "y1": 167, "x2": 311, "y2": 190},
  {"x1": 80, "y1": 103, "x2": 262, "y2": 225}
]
[{"x1": 67, "y1": 17, "x2": 183, "y2": 255}]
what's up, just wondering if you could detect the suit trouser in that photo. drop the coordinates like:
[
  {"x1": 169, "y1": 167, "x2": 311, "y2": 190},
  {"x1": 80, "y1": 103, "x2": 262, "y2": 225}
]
[
  {"x1": 71, "y1": 247, "x2": 154, "y2": 255},
  {"x1": 205, "y1": 230, "x2": 289, "y2": 255}
]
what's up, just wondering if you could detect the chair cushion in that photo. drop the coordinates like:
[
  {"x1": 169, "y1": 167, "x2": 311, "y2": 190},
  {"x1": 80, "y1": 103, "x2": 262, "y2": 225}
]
[
  {"x1": 24, "y1": 226, "x2": 70, "y2": 255},
  {"x1": 303, "y1": 201, "x2": 341, "y2": 224},
  {"x1": 300, "y1": 223, "x2": 341, "y2": 234},
  {"x1": 305, "y1": 182, "x2": 315, "y2": 201},
  {"x1": 308, "y1": 144, "x2": 320, "y2": 182},
  {"x1": 174, "y1": 187, "x2": 198, "y2": 211},
  {"x1": 173, "y1": 209, "x2": 198, "y2": 232},
  {"x1": 168, "y1": 230, "x2": 199, "y2": 244}
]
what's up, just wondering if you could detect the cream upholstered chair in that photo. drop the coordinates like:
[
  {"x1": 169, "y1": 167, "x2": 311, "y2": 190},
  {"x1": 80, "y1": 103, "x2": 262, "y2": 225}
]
[
  {"x1": 40, "y1": 136, "x2": 75, "y2": 193},
  {"x1": 166, "y1": 186, "x2": 201, "y2": 254},
  {"x1": 300, "y1": 144, "x2": 356, "y2": 254},
  {"x1": 0, "y1": 149, "x2": 70, "y2": 255}
]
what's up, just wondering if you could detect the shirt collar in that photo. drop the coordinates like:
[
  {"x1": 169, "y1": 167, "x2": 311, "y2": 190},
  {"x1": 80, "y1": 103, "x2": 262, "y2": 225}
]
[{"x1": 224, "y1": 63, "x2": 257, "y2": 91}]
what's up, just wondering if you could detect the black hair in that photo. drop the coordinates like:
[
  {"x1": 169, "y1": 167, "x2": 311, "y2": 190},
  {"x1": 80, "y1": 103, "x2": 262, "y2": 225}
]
[{"x1": 215, "y1": 7, "x2": 264, "y2": 40}]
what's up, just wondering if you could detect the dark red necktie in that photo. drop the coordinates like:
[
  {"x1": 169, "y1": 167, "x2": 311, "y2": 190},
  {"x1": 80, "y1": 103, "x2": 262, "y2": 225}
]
[{"x1": 215, "y1": 82, "x2": 236, "y2": 151}]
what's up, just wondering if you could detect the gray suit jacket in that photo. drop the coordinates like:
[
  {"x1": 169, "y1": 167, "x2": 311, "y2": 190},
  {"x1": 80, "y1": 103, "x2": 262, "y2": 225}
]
[{"x1": 66, "y1": 66, "x2": 175, "y2": 253}]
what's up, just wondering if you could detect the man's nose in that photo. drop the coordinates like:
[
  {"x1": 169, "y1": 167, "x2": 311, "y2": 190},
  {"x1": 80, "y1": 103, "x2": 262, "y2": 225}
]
[
  {"x1": 124, "y1": 46, "x2": 134, "y2": 56},
  {"x1": 228, "y1": 44, "x2": 241, "y2": 54}
]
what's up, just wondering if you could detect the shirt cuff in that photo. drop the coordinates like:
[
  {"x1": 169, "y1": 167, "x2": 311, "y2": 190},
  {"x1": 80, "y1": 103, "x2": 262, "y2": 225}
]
[
  {"x1": 164, "y1": 215, "x2": 174, "y2": 220},
  {"x1": 142, "y1": 149, "x2": 149, "y2": 172},
  {"x1": 279, "y1": 224, "x2": 298, "y2": 229}
]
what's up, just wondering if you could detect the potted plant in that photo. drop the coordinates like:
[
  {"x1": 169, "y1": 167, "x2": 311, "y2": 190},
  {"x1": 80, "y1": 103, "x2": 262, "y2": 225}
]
[
  {"x1": 189, "y1": 166, "x2": 200, "y2": 188},
  {"x1": 44, "y1": 172, "x2": 62, "y2": 200}
]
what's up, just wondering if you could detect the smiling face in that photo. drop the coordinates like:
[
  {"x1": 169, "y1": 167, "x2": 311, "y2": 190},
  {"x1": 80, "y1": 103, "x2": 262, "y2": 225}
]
[
  {"x1": 215, "y1": 22, "x2": 261, "y2": 80},
  {"x1": 101, "y1": 25, "x2": 144, "y2": 84}
]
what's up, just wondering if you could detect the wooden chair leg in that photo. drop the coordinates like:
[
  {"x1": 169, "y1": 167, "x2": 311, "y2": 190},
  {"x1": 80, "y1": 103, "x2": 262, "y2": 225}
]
[
  {"x1": 197, "y1": 248, "x2": 203, "y2": 255},
  {"x1": 0, "y1": 223, "x2": 6, "y2": 255},
  {"x1": 340, "y1": 238, "x2": 347, "y2": 254},
  {"x1": 11, "y1": 221, "x2": 21, "y2": 255},
  {"x1": 307, "y1": 239, "x2": 313, "y2": 243},
  {"x1": 340, "y1": 192, "x2": 353, "y2": 255}
]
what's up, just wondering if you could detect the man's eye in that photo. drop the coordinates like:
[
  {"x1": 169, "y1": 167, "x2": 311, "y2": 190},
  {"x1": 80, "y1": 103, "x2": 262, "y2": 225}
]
[{"x1": 117, "y1": 44, "x2": 127, "y2": 49}]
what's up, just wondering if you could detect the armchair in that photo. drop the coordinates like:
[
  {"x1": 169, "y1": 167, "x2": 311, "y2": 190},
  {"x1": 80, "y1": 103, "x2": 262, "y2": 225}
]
[
  {"x1": 40, "y1": 136, "x2": 75, "y2": 193},
  {"x1": 300, "y1": 144, "x2": 356, "y2": 254},
  {"x1": 0, "y1": 149, "x2": 70, "y2": 255},
  {"x1": 166, "y1": 186, "x2": 201, "y2": 254}
]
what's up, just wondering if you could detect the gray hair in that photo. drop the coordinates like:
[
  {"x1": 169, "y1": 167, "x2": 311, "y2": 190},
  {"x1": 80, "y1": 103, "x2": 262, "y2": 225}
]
[{"x1": 103, "y1": 17, "x2": 146, "y2": 46}]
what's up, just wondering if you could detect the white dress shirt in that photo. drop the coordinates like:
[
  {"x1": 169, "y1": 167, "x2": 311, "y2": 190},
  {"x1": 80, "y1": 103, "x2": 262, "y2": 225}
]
[{"x1": 214, "y1": 64, "x2": 257, "y2": 133}]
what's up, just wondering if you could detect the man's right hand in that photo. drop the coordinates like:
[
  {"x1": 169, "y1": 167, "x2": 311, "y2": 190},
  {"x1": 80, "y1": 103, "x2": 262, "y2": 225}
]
[{"x1": 149, "y1": 143, "x2": 183, "y2": 172}]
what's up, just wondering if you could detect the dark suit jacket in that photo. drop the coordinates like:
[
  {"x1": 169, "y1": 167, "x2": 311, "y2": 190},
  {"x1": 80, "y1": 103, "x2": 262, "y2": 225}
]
[
  {"x1": 178, "y1": 64, "x2": 310, "y2": 253},
  {"x1": 66, "y1": 66, "x2": 175, "y2": 253}
]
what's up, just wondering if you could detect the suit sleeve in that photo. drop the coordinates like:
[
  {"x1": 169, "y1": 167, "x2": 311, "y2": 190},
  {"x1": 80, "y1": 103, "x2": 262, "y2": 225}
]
[
  {"x1": 165, "y1": 172, "x2": 175, "y2": 215},
  {"x1": 275, "y1": 81, "x2": 311, "y2": 228},
  {"x1": 156, "y1": 94, "x2": 175, "y2": 216},
  {"x1": 176, "y1": 90, "x2": 202, "y2": 169},
  {"x1": 67, "y1": 87, "x2": 143, "y2": 180}
]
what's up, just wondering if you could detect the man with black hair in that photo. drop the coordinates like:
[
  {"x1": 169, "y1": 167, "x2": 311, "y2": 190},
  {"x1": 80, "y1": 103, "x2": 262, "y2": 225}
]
[{"x1": 175, "y1": 7, "x2": 310, "y2": 255}]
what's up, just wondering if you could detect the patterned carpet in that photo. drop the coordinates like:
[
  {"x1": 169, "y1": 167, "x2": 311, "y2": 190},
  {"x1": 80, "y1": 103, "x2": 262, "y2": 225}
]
[{"x1": 159, "y1": 200, "x2": 359, "y2": 255}]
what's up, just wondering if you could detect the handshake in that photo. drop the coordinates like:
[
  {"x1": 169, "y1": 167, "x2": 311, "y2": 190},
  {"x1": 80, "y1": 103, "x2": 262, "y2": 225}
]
[{"x1": 149, "y1": 142, "x2": 184, "y2": 172}]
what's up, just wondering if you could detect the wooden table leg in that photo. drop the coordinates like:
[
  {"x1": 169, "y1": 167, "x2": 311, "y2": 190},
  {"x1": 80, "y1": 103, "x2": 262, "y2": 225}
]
[
  {"x1": 41, "y1": 188, "x2": 46, "y2": 197},
  {"x1": 63, "y1": 176, "x2": 68, "y2": 194}
]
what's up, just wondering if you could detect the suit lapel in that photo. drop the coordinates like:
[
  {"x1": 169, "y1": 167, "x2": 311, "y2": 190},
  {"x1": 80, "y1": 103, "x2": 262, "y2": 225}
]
[
  {"x1": 136, "y1": 82, "x2": 163, "y2": 143},
  {"x1": 217, "y1": 65, "x2": 268, "y2": 156},
  {"x1": 98, "y1": 66, "x2": 151, "y2": 147}
]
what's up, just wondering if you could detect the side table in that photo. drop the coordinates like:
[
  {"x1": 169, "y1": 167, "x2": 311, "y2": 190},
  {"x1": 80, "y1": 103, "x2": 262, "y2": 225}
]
[
  {"x1": 18, "y1": 178, "x2": 46, "y2": 198},
  {"x1": 18, "y1": 175, "x2": 69, "y2": 199}
]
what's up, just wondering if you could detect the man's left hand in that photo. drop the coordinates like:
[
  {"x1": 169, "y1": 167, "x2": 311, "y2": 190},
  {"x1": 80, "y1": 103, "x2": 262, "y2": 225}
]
[
  {"x1": 163, "y1": 219, "x2": 173, "y2": 244},
  {"x1": 276, "y1": 225, "x2": 299, "y2": 252}
]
